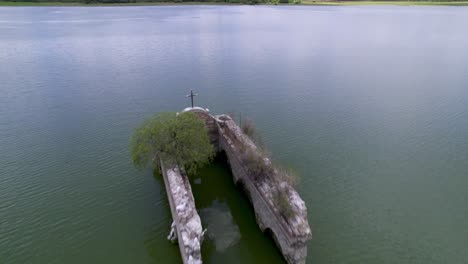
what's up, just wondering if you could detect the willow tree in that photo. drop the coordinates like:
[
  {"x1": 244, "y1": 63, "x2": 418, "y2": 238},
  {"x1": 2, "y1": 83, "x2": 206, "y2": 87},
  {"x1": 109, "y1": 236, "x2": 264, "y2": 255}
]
[{"x1": 131, "y1": 112, "x2": 214, "y2": 175}]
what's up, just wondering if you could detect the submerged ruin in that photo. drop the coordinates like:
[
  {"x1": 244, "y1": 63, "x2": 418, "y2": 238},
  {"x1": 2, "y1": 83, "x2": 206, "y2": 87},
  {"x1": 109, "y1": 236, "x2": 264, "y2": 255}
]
[{"x1": 159, "y1": 107, "x2": 312, "y2": 264}]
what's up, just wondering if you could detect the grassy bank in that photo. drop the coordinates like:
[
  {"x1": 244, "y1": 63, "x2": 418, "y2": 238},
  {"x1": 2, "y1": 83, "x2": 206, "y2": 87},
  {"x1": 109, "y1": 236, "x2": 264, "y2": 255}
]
[
  {"x1": 301, "y1": 0, "x2": 468, "y2": 5},
  {"x1": 1, "y1": 0, "x2": 468, "y2": 6}
]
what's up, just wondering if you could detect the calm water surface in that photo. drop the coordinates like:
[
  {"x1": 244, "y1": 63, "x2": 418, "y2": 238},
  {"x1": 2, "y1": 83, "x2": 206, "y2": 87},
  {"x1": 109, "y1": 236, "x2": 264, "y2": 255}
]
[{"x1": 1, "y1": 5, "x2": 468, "y2": 264}]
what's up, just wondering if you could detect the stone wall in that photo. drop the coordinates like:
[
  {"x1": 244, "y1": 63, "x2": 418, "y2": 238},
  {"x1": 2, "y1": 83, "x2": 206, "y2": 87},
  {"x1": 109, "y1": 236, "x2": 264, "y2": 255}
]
[
  {"x1": 215, "y1": 115, "x2": 312, "y2": 264},
  {"x1": 184, "y1": 108, "x2": 312, "y2": 264},
  {"x1": 160, "y1": 160, "x2": 203, "y2": 264}
]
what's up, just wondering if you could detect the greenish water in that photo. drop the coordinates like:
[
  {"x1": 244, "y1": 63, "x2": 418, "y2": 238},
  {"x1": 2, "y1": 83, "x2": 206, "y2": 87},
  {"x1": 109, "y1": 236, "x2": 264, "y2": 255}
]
[
  {"x1": 190, "y1": 154, "x2": 284, "y2": 264},
  {"x1": 1, "y1": 5, "x2": 468, "y2": 264}
]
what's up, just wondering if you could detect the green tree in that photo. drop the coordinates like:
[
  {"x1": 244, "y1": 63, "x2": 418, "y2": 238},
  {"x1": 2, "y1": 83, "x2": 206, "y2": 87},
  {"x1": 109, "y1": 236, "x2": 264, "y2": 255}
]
[{"x1": 131, "y1": 112, "x2": 214, "y2": 174}]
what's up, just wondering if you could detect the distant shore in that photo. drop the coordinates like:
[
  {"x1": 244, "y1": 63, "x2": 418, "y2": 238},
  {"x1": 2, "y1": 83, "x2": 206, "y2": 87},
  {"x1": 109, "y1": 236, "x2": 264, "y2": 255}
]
[
  {"x1": 1, "y1": 1, "x2": 468, "y2": 6},
  {"x1": 302, "y1": 0, "x2": 468, "y2": 5},
  {"x1": 1, "y1": 1, "x2": 231, "y2": 6}
]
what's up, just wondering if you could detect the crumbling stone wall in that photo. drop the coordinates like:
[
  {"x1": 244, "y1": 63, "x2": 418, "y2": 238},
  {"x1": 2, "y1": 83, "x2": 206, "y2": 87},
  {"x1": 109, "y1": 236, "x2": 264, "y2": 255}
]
[
  {"x1": 160, "y1": 160, "x2": 203, "y2": 264},
  {"x1": 182, "y1": 108, "x2": 312, "y2": 264},
  {"x1": 215, "y1": 115, "x2": 311, "y2": 264}
]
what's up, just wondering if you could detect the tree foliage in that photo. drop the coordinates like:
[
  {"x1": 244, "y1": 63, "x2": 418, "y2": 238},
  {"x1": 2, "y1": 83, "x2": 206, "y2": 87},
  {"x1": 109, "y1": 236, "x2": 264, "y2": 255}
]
[{"x1": 131, "y1": 112, "x2": 214, "y2": 174}]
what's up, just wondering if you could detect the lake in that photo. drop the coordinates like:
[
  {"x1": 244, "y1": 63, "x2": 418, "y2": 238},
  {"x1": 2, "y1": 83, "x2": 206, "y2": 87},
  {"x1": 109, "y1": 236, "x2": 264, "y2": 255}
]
[{"x1": 1, "y1": 5, "x2": 468, "y2": 264}]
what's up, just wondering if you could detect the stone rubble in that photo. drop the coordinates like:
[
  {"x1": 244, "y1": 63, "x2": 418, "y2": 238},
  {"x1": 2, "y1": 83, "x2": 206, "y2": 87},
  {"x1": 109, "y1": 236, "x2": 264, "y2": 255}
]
[{"x1": 167, "y1": 221, "x2": 178, "y2": 243}]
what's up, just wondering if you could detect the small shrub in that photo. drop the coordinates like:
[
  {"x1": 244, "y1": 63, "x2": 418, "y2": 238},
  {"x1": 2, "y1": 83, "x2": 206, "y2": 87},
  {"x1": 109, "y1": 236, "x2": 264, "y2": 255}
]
[
  {"x1": 276, "y1": 166, "x2": 299, "y2": 187},
  {"x1": 273, "y1": 187, "x2": 295, "y2": 220},
  {"x1": 241, "y1": 119, "x2": 255, "y2": 138},
  {"x1": 241, "y1": 118, "x2": 264, "y2": 148},
  {"x1": 241, "y1": 149, "x2": 272, "y2": 183}
]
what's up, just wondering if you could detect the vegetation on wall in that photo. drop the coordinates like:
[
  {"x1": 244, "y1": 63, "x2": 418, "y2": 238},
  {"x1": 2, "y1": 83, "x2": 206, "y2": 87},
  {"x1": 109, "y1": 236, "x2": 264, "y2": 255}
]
[
  {"x1": 241, "y1": 149, "x2": 272, "y2": 182},
  {"x1": 241, "y1": 118, "x2": 264, "y2": 149},
  {"x1": 272, "y1": 187, "x2": 295, "y2": 219},
  {"x1": 238, "y1": 116, "x2": 300, "y2": 220},
  {"x1": 130, "y1": 112, "x2": 214, "y2": 175}
]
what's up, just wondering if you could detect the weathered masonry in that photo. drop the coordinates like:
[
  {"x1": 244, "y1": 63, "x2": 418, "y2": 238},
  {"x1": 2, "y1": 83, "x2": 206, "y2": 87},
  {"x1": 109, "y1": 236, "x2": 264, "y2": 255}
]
[
  {"x1": 160, "y1": 160, "x2": 203, "y2": 264},
  {"x1": 184, "y1": 107, "x2": 312, "y2": 264}
]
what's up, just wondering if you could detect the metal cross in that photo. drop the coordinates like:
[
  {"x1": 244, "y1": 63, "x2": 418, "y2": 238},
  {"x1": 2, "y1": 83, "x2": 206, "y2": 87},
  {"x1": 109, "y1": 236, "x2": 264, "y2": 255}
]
[{"x1": 186, "y1": 89, "x2": 198, "y2": 108}]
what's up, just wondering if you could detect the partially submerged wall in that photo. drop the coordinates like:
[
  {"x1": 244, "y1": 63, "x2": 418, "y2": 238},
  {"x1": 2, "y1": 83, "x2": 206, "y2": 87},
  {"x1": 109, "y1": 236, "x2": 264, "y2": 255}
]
[
  {"x1": 216, "y1": 115, "x2": 312, "y2": 264},
  {"x1": 185, "y1": 108, "x2": 312, "y2": 264},
  {"x1": 160, "y1": 160, "x2": 203, "y2": 264}
]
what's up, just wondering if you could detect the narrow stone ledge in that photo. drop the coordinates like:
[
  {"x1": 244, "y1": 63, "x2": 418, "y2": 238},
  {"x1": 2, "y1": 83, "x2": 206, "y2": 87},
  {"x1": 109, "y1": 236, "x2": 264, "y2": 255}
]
[
  {"x1": 160, "y1": 160, "x2": 203, "y2": 264},
  {"x1": 217, "y1": 116, "x2": 312, "y2": 263},
  {"x1": 218, "y1": 115, "x2": 311, "y2": 236}
]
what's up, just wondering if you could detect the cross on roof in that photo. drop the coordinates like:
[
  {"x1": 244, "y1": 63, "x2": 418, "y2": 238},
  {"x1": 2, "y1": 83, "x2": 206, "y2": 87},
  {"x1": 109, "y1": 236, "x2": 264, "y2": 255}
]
[{"x1": 186, "y1": 89, "x2": 198, "y2": 108}]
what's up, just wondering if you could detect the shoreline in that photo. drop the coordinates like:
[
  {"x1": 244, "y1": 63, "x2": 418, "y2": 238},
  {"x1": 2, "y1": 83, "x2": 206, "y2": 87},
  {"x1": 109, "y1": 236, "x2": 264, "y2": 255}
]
[
  {"x1": 302, "y1": 0, "x2": 468, "y2": 5},
  {"x1": 0, "y1": 1, "x2": 241, "y2": 6},
  {"x1": 1, "y1": 1, "x2": 468, "y2": 6}
]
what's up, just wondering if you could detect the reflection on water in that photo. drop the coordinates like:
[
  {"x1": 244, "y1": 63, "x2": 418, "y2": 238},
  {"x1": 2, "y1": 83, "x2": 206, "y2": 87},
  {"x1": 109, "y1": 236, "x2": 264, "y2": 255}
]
[{"x1": 201, "y1": 201, "x2": 241, "y2": 252}]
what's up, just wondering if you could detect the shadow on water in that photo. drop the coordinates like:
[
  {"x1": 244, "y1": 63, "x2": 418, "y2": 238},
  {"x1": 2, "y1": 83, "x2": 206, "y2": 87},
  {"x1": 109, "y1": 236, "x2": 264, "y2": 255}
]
[{"x1": 190, "y1": 152, "x2": 285, "y2": 264}]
